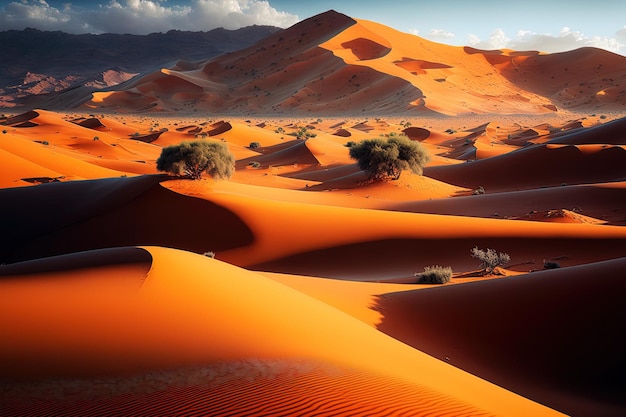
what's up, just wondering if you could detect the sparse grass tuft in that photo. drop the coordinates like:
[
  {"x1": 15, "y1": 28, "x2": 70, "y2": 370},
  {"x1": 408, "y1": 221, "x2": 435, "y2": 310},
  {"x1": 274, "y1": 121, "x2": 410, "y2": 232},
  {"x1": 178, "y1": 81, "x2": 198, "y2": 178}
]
[{"x1": 416, "y1": 265, "x2": 452, "y2": 284}]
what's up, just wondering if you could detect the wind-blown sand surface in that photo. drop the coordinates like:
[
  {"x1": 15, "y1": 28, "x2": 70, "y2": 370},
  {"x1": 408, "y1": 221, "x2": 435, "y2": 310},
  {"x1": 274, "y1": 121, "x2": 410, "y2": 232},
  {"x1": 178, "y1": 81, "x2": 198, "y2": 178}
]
[{"x1": 1, "y1": 107, "x2": 625, "y2": 416}]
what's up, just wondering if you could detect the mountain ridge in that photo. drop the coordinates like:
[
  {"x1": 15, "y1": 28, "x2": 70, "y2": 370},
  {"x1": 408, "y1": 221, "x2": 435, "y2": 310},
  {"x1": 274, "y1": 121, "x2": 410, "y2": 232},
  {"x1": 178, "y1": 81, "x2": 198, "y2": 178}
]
[
  {"x1": 0, "y1": 25, "x2": 281, "y2": 108},
  {"x1": 6, "y1": 10, "x2": 626, "y2": 115}
]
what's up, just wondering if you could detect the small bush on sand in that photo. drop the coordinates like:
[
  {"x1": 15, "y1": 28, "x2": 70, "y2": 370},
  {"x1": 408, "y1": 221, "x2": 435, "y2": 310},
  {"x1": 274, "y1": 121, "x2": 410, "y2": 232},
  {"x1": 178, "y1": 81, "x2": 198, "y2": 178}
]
[
  {"x1": 543, "y1": 260, "x2": 561, "y2": 269},
  {"x1": 471, "y1": 246, "x2": 510, "y2": 273},
  {"x1": 156, "y1": 140, "x2": 235, "y2": 180},
  {"x1": 416, "y1": 266, "x2": 452, "y2": 284},
  {"x1": 249, "y1": 141, "x2": 261, "y2": 149},
  {"x1": 349, "y1": 135, "x2": 429, "y2": 181},
  {"x1": 472, "y1": 186, "x2": 485, "y2": 195},
  {"x1": 203, "y1": 251, "x2": 216, "y2": 258}
]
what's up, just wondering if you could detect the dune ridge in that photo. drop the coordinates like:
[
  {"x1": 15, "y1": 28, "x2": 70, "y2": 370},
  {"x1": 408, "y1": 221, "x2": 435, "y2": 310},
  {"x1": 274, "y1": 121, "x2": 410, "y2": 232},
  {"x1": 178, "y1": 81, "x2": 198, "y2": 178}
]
[
  {"x1": 64, "y1": 10, "x2": 626, "y2": 116},
  {"x1": 0, "y1": 246, "x2": 561, "y2": 416}
]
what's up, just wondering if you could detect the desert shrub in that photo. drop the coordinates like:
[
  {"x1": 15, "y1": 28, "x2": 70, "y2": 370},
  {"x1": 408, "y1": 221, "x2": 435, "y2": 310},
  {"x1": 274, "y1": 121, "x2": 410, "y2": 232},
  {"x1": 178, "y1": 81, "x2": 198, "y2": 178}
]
[
  {"x1": 249, "y1": 141, "x2": 261, "y2": 149},
  {"x1": 2, "y1": 130, "x2": 7, "y2": 134},
  {"x1": 472, "y1": 186, "x2": 485, "y2": 195},
  {"x1": 345, "y1": 141, "x2": 357, "y2": 148},
  {"x1": 203, "y1": 251, "x2": 216, "y2": 258},
  {"x1": 156, "y1": 140, "x2": 235, "y2": 180},
  {"x1": 248, "y1": 161, "x2": 261, "y2": 168},
  {"x1": 349, "y1": 135, "x2": 429, "y2": 180},
  {"x1": 543, "y1": 260, "x2": 561, "y2": 269},
  {"x1": 288, "y1": 127, "x2": 316, "y2": 140},
  {"x1": 416, "y1": 265, "x2": 452, "y2": 284},
  {"x1": 471, "y1": 246, "x2": 510, "y2": 273}
]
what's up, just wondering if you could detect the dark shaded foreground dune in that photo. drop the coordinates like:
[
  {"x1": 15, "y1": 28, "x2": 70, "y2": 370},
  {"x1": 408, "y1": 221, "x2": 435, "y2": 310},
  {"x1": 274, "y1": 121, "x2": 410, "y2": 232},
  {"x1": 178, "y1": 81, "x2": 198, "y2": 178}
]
[
  {"x1": 372, "y1": 258, "x2": 626, "y2": 417},
  {"x1": 0, "y1": 175, "x2": 253, "y2": 264}
]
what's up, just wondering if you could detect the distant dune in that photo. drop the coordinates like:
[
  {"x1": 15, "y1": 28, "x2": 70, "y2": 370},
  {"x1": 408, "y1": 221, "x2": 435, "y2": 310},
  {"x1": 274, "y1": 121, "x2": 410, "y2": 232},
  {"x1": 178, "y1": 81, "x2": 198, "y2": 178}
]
[{"x1": 45, "y1": 10, "x2": 626, "y2": 116}]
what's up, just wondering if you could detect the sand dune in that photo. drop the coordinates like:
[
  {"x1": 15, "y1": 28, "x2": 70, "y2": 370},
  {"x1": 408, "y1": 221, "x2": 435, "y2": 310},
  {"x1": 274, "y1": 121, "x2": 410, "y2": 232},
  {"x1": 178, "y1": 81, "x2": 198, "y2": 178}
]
[
  {"x1": 385, "y1": 182, "x2": 626, "y2": 225},
  {"x1": 2, "y1": 72, "x2": 626, "y2": 416},
  {"x1": 68, "y1": 10, "x2": 626, "y2": 116},
  {"x1": 371, "y1": 258, "x2": 626, "y2": 417},
  {"x1": 0, "y1": 176, "x2": 253, "y2": 264},
  {"x1": 0, "y1": 246, "x2": 561, "y2": 416},
  {"x1": 425, "y1": 143, "x2": 626, "y2": 192}
]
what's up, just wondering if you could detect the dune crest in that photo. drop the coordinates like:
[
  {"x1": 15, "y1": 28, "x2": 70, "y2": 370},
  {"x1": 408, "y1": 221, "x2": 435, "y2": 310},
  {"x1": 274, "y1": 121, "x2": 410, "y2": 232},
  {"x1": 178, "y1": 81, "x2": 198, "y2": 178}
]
[{"x1": 41, "y1": 10, "x2": 623, "y2": 116}]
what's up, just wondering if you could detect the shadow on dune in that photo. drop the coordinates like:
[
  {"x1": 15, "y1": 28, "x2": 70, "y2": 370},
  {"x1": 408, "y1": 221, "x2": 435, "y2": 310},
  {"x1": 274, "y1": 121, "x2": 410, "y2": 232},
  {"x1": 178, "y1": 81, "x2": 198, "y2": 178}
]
[
  {"x1": 425, "y1": 144, "x2": 626, "y2": 192},
  {"x1": 370, "y1": 259, "x2": 626, "y2": 417},
  {"x1": 0, "y1": 175, "x2": 254, "y2": 264},
  {"x1": 0, "y1": 247, "x2": 152, "y2": 277},
  {"x1": 247, "y1": 236, "x2": 626, "y2": 280}
]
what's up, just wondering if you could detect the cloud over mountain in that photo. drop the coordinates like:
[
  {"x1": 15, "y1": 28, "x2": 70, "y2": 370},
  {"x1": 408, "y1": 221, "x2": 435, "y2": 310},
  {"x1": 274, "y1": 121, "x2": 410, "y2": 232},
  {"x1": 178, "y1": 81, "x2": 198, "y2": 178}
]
[
  {"x1": 0, "y1": 0, "x2": 299, "y2": 34},
  {"x1": 467, "y1": 27, "x2": 625, "y2": 55}
]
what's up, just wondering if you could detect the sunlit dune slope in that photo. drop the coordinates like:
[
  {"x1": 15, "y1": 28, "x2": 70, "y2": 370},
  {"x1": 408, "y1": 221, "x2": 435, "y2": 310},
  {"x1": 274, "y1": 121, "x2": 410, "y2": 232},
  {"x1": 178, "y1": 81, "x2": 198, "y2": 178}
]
[
  {"x1": 75, "y1": 10, "x2": 626, "y2": 115},
  {"x1": 166, "y1": 180, "x2": 626, "y2": 278},
  {"x1": 0, "y1": 109, "x2": 161, "y2": 185},
  {"x1": 372, "y1": 258, "x2": 626, "y2": 417},
  {"x1": 3, "y1": 174, "x2": 625, "y2": 276},
  {"x1": 0, "y1": 246, "x2": 562, "y2": 416}
]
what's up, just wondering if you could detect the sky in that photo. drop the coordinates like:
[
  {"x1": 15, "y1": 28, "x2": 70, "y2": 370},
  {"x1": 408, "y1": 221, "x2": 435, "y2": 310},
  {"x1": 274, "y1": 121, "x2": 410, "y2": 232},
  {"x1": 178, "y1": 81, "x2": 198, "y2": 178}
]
[{"x1": 1, "y1": 0, "x2": 625, "y2": 55}]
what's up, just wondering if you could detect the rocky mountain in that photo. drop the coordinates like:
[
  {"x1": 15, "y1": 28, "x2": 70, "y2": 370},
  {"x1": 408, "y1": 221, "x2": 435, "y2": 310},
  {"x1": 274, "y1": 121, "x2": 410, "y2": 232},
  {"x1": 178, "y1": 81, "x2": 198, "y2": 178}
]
[{"x1": 0, "y1": 26, "x2": 280, "y2": 108}]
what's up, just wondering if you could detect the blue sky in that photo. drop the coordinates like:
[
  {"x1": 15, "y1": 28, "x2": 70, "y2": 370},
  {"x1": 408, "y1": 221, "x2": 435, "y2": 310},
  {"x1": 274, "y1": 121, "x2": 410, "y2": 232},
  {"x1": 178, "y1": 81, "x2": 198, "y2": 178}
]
[{"x1": 1, "y1": 0, "x2": 625, "y2": 55}]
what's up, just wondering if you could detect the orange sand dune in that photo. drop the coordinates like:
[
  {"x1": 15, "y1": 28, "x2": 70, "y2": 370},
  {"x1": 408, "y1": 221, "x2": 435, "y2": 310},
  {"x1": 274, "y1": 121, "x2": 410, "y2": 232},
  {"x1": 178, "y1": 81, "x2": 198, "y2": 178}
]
[
  {"x1": 0, "y1": 176, "x2": 253, "y2": 264},
  {"x1": 513, "y1": 208, "x2": 606, "y2": 224},
  {"x1": 481, "y1": 46, "x2": 626, "y2": 110},
  {"x1": 4, "y1": 171, "x2": 624, "y2": 275},
  {"x1": 547, "y1": 115, "x2": 626, "y2": 145},
  {"x1": 163, "y1": 180, "x2": 626, "y2": 277},
  {"x1": 0, "y1": 110, "x2": 165, "y2": 184},
  {"x1": 1, "y1": 109, "x2": 625, "y2": 416},
  {"x1": 425, "y1": 143, "x2": 626, "y2": 192},
  {"x1": 0, "y1": 246, "x2": 561, "y2": 416},
  {"x1": 385, "y1": 181, "x2": 626, "y2": 225},
  {"x1": 237, "y1": 139, "x2": 320, "y2": 168},
  {"x1": 0, "y1": 133, "x2": 129, "y2": 183},
  {"x1": 72, "y1": 10, "x2": 626, "y2": 116},
  {"x1": 371, "y1": 257, "x2": 626, "y2": 417}
]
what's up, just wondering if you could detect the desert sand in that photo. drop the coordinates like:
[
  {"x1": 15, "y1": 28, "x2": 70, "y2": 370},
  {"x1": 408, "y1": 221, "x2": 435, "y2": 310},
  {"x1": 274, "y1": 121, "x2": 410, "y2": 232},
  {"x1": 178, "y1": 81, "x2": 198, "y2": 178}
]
[
  {"x1": 1, "y1": 107, "x2": 625, "y2": 417},
  {"x1": 1, "y1": 9, "x2": 626, "y2": 417}
]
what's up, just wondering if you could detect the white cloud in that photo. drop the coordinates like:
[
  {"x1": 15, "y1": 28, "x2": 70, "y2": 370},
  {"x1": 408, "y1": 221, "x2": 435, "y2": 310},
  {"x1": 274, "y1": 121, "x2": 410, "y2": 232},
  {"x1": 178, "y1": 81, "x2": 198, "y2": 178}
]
[
  {"x1": 0, "y1": 0, "x2": 299, "y2": 34},
  {"x1": 467, "y1": 28, "x2": 510, "y2": 50},
  {"x1": 408, "y1": 28, "x2": 455, "y2": 42},
  {"x1": 427, "y1": 28, "x2": 455, "y2": 40},
  {"x1": 467, "y1": 26, "x2": 626, "y2": 56}
]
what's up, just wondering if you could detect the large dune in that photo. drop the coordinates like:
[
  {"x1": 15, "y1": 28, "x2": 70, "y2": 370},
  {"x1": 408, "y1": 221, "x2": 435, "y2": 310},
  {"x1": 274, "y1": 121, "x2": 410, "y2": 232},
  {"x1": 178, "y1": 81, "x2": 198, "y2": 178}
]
[
  {"x1": 0, "y1": 246, "x2": 562, "y2": 416},
  {"x1": 62, "y1": 10, "x2": 626, "y2": 116}
]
